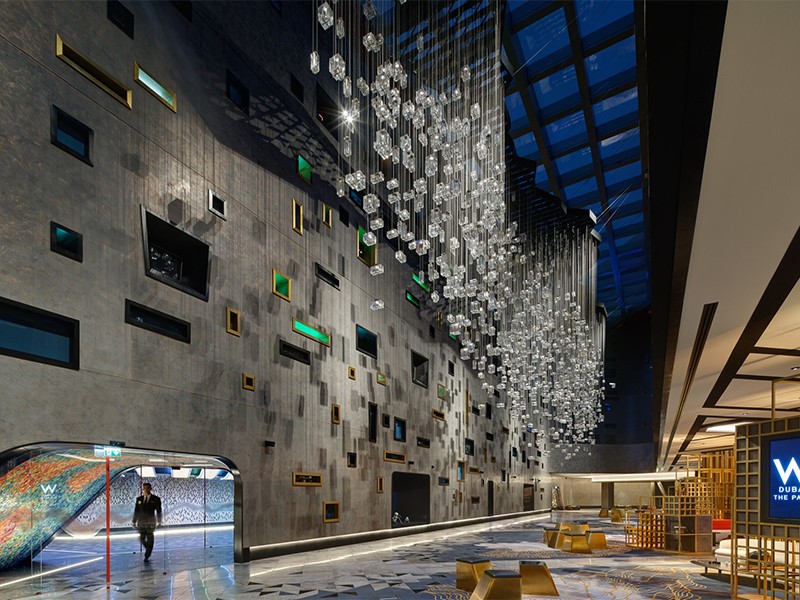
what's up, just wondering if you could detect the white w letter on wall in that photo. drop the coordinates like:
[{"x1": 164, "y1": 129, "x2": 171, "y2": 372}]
[
  {"x1": 40, "y1": 484, "x2": 57, "y2": 494},
  {"x1": 773, "y1": 457, "x2": 800, "y2": 485}
]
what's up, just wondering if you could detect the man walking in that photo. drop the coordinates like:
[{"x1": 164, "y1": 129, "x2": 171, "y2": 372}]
[{"x1": 132, "y1": 482, "x2": 162, "y2": 561}]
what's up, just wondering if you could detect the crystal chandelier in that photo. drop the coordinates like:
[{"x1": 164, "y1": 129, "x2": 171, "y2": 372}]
[{"x1": 310, "y1": 0, "x2": 604, "y2": 456}]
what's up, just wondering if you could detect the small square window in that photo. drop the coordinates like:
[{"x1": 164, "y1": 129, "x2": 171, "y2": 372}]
[
  {"x1": 346, "y1": 451, "x2": 356, "y2": 467},
  {"x1": 448, "y1": 360, "x2": 455, "y2": 376},
  {"x1": 226, "y1": 69, "x2": 249, "y2": 114},
  {"x1": 208, "y1": 190, "x2": 227, "y2": 220},
  {"x1": 411, "y1": 350, "x2": 429, "y2": 388},
  {"x1": 457, "y1": 461, "x2": 465, "y2": 481},
  {"x1": 242, "y1": 373, "x2": 255, "y2": 391},
  {"x1": 376, "y1": 371, "x2": 387, "y2": 386},
  {"x1": 332, "y1": 403, "x2": 341, "y2": 424},
  {"x1": 322, "y1": 203, "x2": 333, "y2": 228},
  {"x1": 226, "y1": 307, "x2": 241, "y2": 336},
  {"x1": 393, "y1": 417, "x2": 406, "y2": 443},
  {"x1": 272, "y1": 269, "x2": 291, "y2": 302},
  {"x1": 50, "y1": 222, "x2": 83, "y2": 262},
  {"x1": 107, "y1": 0, "x2": 134, "y2": 38},
  {"x1": 465, "y1": 438, "x2": 475, "y2": 456},
  {"x1": 382, "y1": 413, "x2": 390, "y2": 428},
  {"x1": 323, "y1": 501, "x2": 339, "y2": 523},
  {"x1": 51, "y1": 106, "x2": 93, "y2": 166},
  {"x1": 292, "y1": 198, "x2": 303, "y2": 235}
]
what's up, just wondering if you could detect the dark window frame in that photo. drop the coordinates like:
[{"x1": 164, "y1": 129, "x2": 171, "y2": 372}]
[
  {"x1": 107, "y1": 0, "x2": 134, "y2": 38},
  {"x1": 50, "y1": 221, "x2": 83, "y2": 262},
  {"x1": 125, "y1": 299, "x2": 191, "y2": 343},
  {"x1": 393, "y1": 417, "x2": 406, "y2": 442},
  {"x1": 279, "y1": 339, "x2": 311, "y2": 365},
  {"x1": 355, "y1": 324, "x2": 378, "y2": 359},
  {"x1": 226, "y1": 69, "x2": 249, "y2": 114},
  {"x1": 411, "y1": 350, "x2": 429, "y2": 388},
  {"x1": 51, "y1": 106, "x2": 93, "y2": 166},
  {"x1": 0, "y1": 296, "x2": 80, "y2": 370}
]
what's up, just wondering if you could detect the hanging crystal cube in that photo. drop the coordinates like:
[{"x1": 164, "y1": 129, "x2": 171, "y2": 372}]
[
  {"x1": 392, "y1": 146, "x2": 400, "y2": 164},
  {"x1": 373, "y1": 129, "x2": 392, "y2": 159},
  {"x1": 357, "y1": 77, "x2": 369, "y2": 96},
  {"x1": 370, "y1": 299, "x2": 384, "y2": 310},
  {"x1": 310, "y1": 51, "x2": 320, "y2": 74},
  {"x1": 402, "y1": 101, "x2": 415, "y2": 120},
  {"x1": 388, "y1": 192, "x2": 400, "y2": 204},
  {"x1": 342, "y1": 134, "x2": 352, "y2": 157},
  {"x1": 362, "y1": 32, "x2": 377, "y2": 51},
  {"x1": 369, "y1": 264, "x2": 384, "y2": 276},
  {"x1": 386, "y1": 228, "x2": 399, "y2": 239},
  {"x1": 470, "y1": 102, "x2": 481, "y2": 120},
  {"x1": 430, "y1": 291, "x2": 439, "y2": 302},
  {"x1": 362, "y1": 0, "x2": 378, "y2": 20},
  {"x1": 416, "y1": 33, "x2": 424, "y2": 53},
  {"x1": 362, "y1": 231, "x2": 377, "y2": 246},
  {"x1": 370, "y1": 217, "x2": 384, "y2": 230},
  {"x1": 363, "y1": 193, "x2": 380, "y2": 214},
  {"x1": 398, "y1": 209, "x2": 410, "y2": 221},
  {"x1": 386, "y1": 178, "x2": 399, "y2": 190},
  {"x1": 461, "y1": 65, "x2": 471, "y2": 81},
  {"x1": 418, "y1": 132, "x2": 428, "y2": 147},
  {"x1": 335, "y1": 16, "x2": 345, "y2": 38},
  {"x1": 453, "y1": 88, "x2": 462, "y2": 101},
  {"x1": 328, "y1": 53, "x2": 345, "y2": 81},
  {"x1": 336, "y1": 177, "x2": 346, "y2": 197},
  {"x1": 370, "y1": 171, "x2": 385, "y2": 185},
  {"x1": 317, "y1": 2, "x2": 334, "y2": 29},
  {"x1": 415, "y1": 88, "x2": 427, "y2": 105},
  {"x1": 395, "y1": 251, "x2": 407, "y2": 263},
  {"x1": 344, "y1": 170, "x2": 366, "y2": 191},
  {"x1": 402, "y1": 149, "x2": 415, "y2": 172},
  {"x1": 425, "y1": 154, "x2": 437, "y2": 177},
  {"x1": 343, "y1": 76, "x2": 352, "y2": 98}
]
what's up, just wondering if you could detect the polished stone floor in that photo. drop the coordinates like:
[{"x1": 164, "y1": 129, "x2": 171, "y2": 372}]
[{"x1": 0, "y1": 512, "x2": 737, "y2": 599}]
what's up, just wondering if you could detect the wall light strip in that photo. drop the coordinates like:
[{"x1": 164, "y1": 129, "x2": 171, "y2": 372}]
[
  {"x1": 292, "y1": 318, "x2": 331, "y2": 346},
  {"x1": 412, "y1": 272, "x2": 431, "y2": 293},
  {"x1": 0, "y1": 557, "x2": 103, "y2": 588},
  {"x1": 134, "y1": 63, "x2": 177, "y2": 111}
]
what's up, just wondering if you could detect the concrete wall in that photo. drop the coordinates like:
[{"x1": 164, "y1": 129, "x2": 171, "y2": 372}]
[
  {"x1": 550, "y1": 478, "x2": 652, "y2": 508},
  {"x1": 0, "y1": 0, "x2": 553, "y2": 558}
]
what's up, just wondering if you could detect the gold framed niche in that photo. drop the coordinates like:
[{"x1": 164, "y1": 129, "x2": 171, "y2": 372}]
[
  {"x1": 292, "y1": 198, "x2": 303, "y2": 235},
  {"x1": 331, "y1": 403, "x2": 341, "y2": 424},
  {"x1": 323, "y1": 501, "x2": 340, "y2": 523},
  {"x1": 242, "y1": 373, "x2": 255, "y2": 390},
  {"x1": 272, "y1": 269, "x2": 291, "y2": 302},
  {"x1": 377, "y1": 476, "x2": 384, "y2": 493},
  {"x1": 322, "y1": 203, "x2": 333, "y2": 228},
  {"x1": 226, "y1": 307, "x2": 241, "y2": 336}
]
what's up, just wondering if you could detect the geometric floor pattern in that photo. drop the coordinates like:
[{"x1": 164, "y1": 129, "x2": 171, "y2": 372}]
[{"x1": 0, "y1": 511, "x2": 736, "y2": 599}]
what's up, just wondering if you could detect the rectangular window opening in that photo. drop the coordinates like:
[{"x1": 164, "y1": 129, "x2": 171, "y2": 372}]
[
  {"x1": 226, "y1": 69, "x2": 249, "y2": 113},
  {"x1": 356, "y1": 324, "x2": 378, "y2": 359},
  {"x1": 417, "y1": 436, "x2": 430, "y2": 448},
  {"x1": 315, "y1": 263, "x2": 340, "y2": 289},
  {"x1": 368, "y1": 402, "x2": 378, "y2": 443},
  {"x1": 226, "y1": 307, "x2": 241, "y2": 336},
  {"x1": 272, "y1": 269, "x2": 291, "y2": 301},
  {"x1": 332, "y1": 404, "x2": 341, "y2": 424},
  {"x1": 134, "y1": 63, "x2": 176, "y2": 111},
  {"x1": 432, "y1": 408, "x2": 445, "y2": 421},
  {"x1": 465, "y1": 438, "x2": 475, "y2": 456},
  {"x1": 208, "y1": 189, "x2": 226, "y2": 219},
  {"x1": 292, "y1": 472, "x2": 322, "y2": 486},
  {"x1": 457, "y1": 461, "x2": 465, "y2": 481},
  {"x1": 297, "y1": 154, "x2": 312, "y2": 186},
  {"x1": 411, "y1": 350, "x2": 429, "y2": 388},
  {"x1": 56, "y1": 35, "x2": 131, "y2": 107},
  {"x1": 323, "y1": 501, "x2": 340, "y2": 523},
  {"x1": 405, "y1": 291, "x2": 420, "y2": 308},
  {"x1": 279, "y1": 339, "x2": 311, "y2": 365},
  {"x1": 107, "y1": 0, "x2": 134, "y2": 38},
  {"x1": 125, "y1": 299, "x2": 190, "y2": 343},
  {"x1": 292, "y1": 318, "x2": 331, "y2": 346},
  {"x1": 382, "y1": 413, "x2": 390, "y2": 428},
  {"x1": 339, "y1": 206, "x2": 350, "y2": 227},
  {"x1": 0, "y1": 297, "x2": 79, "y2": 369},
  {"x1": 393, "y1": 417, "x2": 406, "y2": 443},
  {"x1": 242, "y1": 373, "x2": 255, "y2": 390},
  {"x1": 292, "y1": 198, "x2": 303, "y2": 235},
  {"x1": 50, "y1": 222, "x2": 83, "y2": 262},
  {"x1": 322, "y1": 203, "x2": 333, "y2": 228},
  {"x1": 51, "y1": 106, "x2": 93, "y2": 165},
  {"x1": 384, "y1": 451, "x2": 406, "y2": 464}
]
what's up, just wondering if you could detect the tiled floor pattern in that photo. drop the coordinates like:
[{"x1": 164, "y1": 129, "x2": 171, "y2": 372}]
[{"x1": 0, "y1": 512, "x2": 736, "y2": 599}]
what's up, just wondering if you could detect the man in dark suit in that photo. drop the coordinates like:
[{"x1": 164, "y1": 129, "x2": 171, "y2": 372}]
[{"x1": 132, "y1": 482, "x2": 162, "y2": 561}]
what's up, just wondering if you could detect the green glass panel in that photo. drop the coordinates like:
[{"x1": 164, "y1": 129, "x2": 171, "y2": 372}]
[
  {"x1": 293, "y1": 318, "x2": 330, "y2": 346},
  {"x1": 137, "y1": 67, "x2": 176, "y2": 108},
  {"x1": 449, "y1": 332, "x2": 457, "y2": 340},
  {"x1": 358, "y1": 225, "x2": 376, "y2": 266},
  {"x1": 274, "y1": 272, "x2": 290, "y2": 298},
  {"x1": 412, "y1": 272, "x2": 431, "y2": 293},
  {"x1": 297, "y1": 154, "x2": 312, "y2": 185},
  {"x1": 405, "y1": 291, "x2": 420, "y2": 308}
]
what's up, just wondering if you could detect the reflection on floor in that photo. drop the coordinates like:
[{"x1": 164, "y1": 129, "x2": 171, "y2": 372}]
[{"x1": 0, "y1": 511, "x2": 735, "y2": 599}]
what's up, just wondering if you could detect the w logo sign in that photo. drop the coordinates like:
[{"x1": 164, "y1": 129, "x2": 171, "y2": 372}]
[
  {"x1": 40, "y1": 484, "x2": 58, "y2": 494},
  {"x1": 773, "y1": 458, "x2": 800, "y2": 485}
]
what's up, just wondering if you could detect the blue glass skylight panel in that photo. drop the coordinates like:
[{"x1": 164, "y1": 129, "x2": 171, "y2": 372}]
[
  {"x1": 531, "y1": 65, "x2": 580, "y2": 120},
  {"x1": 554, "y1": 146, "x2": 592, "y2": 183},
  {"x1": 544, "y1": 110, "x2": 587, "y2": 154},
  {"x1": 505, "y1": 92, "x2": 527, "y2": 132},
  {"x1": 584, "y1": 35, "x2": 636, "y2": 95},
  {"x1": 512, "y1": 132, "x2": 539, "y2": 161},
  {"x1": 599, "y1": 127, "x2": 639, "y2": 164},
  {"x1": 604, "y1": 160, "x2": 641, "y2": 187},
  {"x1": 562, "y1": 176, "x2": 598, "y2": 204},
  {"x1": 508, "y1": 0, "x2": 553, "y2": 21},
  {"x1": 593, "y1": 87, "x2": 638, "y2": 135},
  {"x1": 576, "y1": 0, "x2": 634, "y2": 49},
  {"x1": 515, "y1": 8, "x2": 571, "y2": 74},
  {"x1": 535, "y1": 163, "x2": 550, "y2": 190}
]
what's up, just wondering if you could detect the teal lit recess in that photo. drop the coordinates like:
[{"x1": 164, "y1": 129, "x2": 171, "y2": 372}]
[
  {"x1": 405, "y1": 291, "x2": 420, "y2": 308},
  {"x1": 296, "y1": 154, "x2": 312, "y2": 185},
  {"x1": 412, "y1": 272, "x2": 431, "y2": 293},
  {"x1": 134, "y1": 64, "x2": 176, "y2": 111},
  {"x1": 292, "y1": 318, "x2": 331, "y2": 346}
]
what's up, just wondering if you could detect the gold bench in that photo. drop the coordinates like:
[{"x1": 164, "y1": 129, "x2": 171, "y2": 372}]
[
  {"x1": 544, "y1": 528, "x2": 566, "y2": 548},
  {"x1": 598, "y1": 508, "x2": 609, "y2": 518},
  {"x1": 457, "y1": 557, "x2": 492, "y2": 592},
  {"x1": 469, "y1": 570, "x2": 521, "y2": 600},
  {"x1": 610, "y1": 509, "x2": 623, "y2": 523},
  {"x1": 586, "y1": 530, "x2": 608, "y2": 549},
  {"x1": 519, "y1": 560, "x2": 559, "y2": 596},
  {"x1": 564, "y1": 532, "x2": 592, "y2": 554}
]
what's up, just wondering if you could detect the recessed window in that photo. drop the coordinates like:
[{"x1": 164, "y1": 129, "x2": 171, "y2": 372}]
[
  {"x1": 437, "y1": 384, "x2": 446, "y2": 400},
  {"x1": 296, "y1": 154, "x2": 312, "y2": 186},
  {"x1": 429, "y1": 324, "x2": 435, "y2": 339},
  {"x1": 438, "y1": 477, "x2": 450, "y2": 486},
  {"x1": 485, "y1": 403, "x2": 492, "y2": 420},
  {"x1": 141, "y1": 207, "x2": 210, "y2": 301},
  {"x1": 315, "y1": 263, "x2": 340, "y2": 289},
  {"x1": 322, "y1": 203, "x2": 333, "y2": 228},
  {"x1": 50, "y1": 222, "x2": 83, "y2": 262},
  {"x1": 384, "y1": 451, "x2": 405, "y2": 464},
  {"x1": 332, "y1": 403, "x2": 341, "y2": 424},
  {"x1": 272, "y1": 269, "x2": 291, "y2": 302},
  {"x1": 323, "y1": 501, "x2": 339, "y2": 523},
  {"x1": 411, "y1": 350, "x2": 429, "y2": 388},
  {"x1": 356, "y1": 324, "x2": 378, "y2": 359},
  {"x1": 0, "y1": 296, "x2": 79, "y2": 369},
  {"x1": 346, "y1": 451, "x2": 356, "y2": 467},
  {"x1": 226, "y1": 69, "x2": 249, "y2": 114},
  {"x1": 207, "y1": 189, "x2": 226, "y2": 219},
  {"x1": 393, "y1": 417, "x2": 406, "y2": 442},
  {"x1": 432, "y1": 408, "x2": 445, "y2": 421},
  {"x1": 368, "y1": 402, "x2": 378, "y2": 443},
  {"x1": 51, "y1": 106, "x2": 93, "y2": 166},
  {"x1": 357, "y1": 225, "x2": 377, "y2": 267},
  {"x1": 448, "y1": 360, "x2": 455, "y2": 376},
  {"x1": 471, "y1": 405, "x2": 480, "y2": 416},
  {"x1": 125, "y1": 299, "x2": 190, "y2": 343},
  {"x1": 226, "y1": 307, "x2": 241, "y2": 336},
  {"x1": 55, "y1": 35, "x2": 132, "y2": 108},
  {"x1": 279, "y1": 339, "x2": 310, "y2": 365},
  {"x1": 290, "y1": 73, "x2": 303, "y2": 101},
  {"x1": 107, "y1": 0, "x2": 134, "y2": 38},
  {"x1": 171, "y1": 0, "x2": 192, "y2": 20},
  {"x1": 486, "y1": 432, "x2": 494, "y2": 441},
  {"x1": 465, "y1": 438, "x2": 475, "y2": 456},
  {"x1": 348, "y1": 366, "x2": 356, "y2": 380},
  {"x1": 417, "y1": 436, "x2": 430, "y2": 449},
  {"x1": 377, "y1": 476, "x2": 384, "y2": 493},
  {"x1": 457, "y1": 461, "x2": 465, "y2": 481},
  {"x1": 293, "y1": 318, "x2": 331, "y2": 346},
  {"x1": 242, "y1": 373, "x2": 255, "y2": 391},
  {"x1": 292, "y1": 198, "x2": 303, "y2": 235},
  {"x1": 134, "y1": 63, "x2": 176, "y2": 111},
  {"x1": 339, "y1": 206, "x2": 350, "y2": 227},
  {"x1": 292, "y1": 472, "x2": 322, "y2": 486},
  {"x1": 382, "y1": 413, "x2": 390, "y2": 428},
  {"x1": 405, "y1": 291, "x2": 420, "y2": 308},
  {"x1": 376, "y1": 372, "x2": 387, "y2": 386}
]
